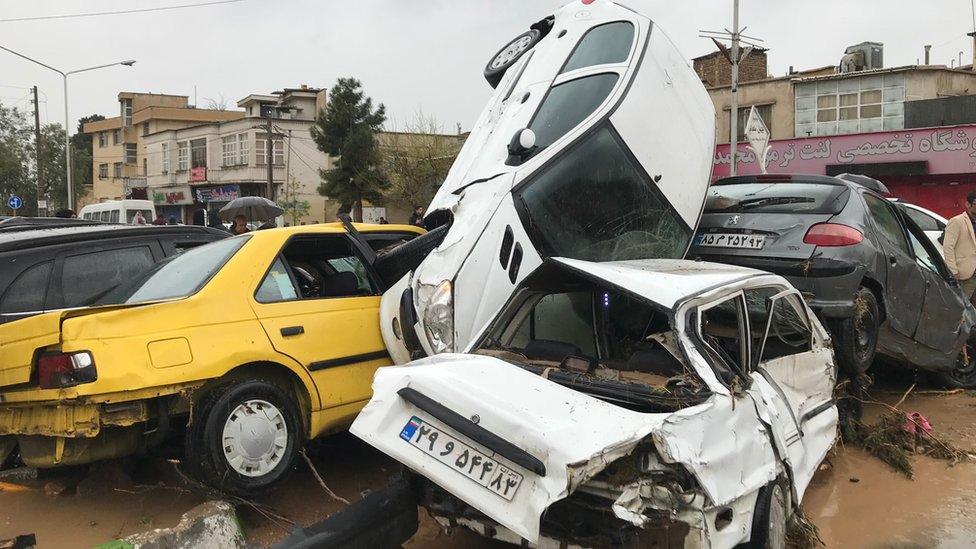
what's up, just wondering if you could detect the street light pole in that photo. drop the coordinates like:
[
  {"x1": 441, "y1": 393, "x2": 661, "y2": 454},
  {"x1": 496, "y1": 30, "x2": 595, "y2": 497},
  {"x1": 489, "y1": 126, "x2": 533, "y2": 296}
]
[{"x1": 0, "y1": 44, "x2": 134, "y2": 212}]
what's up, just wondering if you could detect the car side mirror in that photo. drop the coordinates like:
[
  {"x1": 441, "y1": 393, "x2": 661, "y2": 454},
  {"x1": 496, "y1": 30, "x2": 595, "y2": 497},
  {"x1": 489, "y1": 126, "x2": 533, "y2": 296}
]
[{"x1": 507, "y1": 128, "x2": 537, "y2": 163}]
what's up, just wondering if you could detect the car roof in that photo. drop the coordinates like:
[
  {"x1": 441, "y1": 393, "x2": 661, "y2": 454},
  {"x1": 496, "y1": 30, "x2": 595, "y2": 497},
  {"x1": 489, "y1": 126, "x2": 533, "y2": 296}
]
[
  {"x1": 713, "y1": 173, "x2": 889, "y2": 195},
  {"x1": 241, "y1": 222, "x2": 425, "y2": 239},
  {"x1": 0, "y1": 224, "x2": 227, "y2": 253},
  {"x1": 552, "y1": 257, "x2": 768, "y2": 310}
]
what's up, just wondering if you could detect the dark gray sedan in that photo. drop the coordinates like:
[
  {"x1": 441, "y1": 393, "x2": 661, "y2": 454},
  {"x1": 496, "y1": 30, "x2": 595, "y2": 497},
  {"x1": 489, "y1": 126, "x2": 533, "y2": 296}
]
[{"x1": 689, "y1": 174, "x2": 976, "y2": 387}]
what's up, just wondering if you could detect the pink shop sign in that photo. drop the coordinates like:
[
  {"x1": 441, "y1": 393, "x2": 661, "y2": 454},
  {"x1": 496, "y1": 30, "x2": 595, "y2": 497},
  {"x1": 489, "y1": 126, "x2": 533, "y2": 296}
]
[{"x1": 712, "y1": 125, "x2": 976, "y2": 180}]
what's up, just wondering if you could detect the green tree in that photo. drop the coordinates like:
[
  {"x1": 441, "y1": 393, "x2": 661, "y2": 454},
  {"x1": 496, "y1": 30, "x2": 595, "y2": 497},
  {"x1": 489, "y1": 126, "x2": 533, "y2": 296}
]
[
  {"x1": 40, "y1": 123, "x2": 88, "y2": 211},
  {"x1": 382, "y1": 111, "x2": 463, "y2": 211},
  {"x1": 277, "y1": 176, "x2": 311, "y2": 225},
  {"x1": 310, "y1": 77, "x2": 388, "y2": 221},
  {"x1": 0, "y1": 102, "x2": 36, "y2": 215},
  {"x1": 71, "y1": 114, "x2": 105, "y2": 188}
]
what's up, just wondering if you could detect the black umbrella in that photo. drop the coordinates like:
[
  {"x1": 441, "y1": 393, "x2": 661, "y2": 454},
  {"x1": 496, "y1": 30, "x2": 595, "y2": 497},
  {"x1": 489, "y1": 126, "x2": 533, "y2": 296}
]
[{"x1": 218, "y1": 196, "x2": 284, "y2": 222}]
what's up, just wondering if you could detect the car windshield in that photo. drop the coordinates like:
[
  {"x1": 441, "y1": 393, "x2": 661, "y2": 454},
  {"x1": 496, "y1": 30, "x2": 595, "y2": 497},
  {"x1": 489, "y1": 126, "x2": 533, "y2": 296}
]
[
  {"x1": 515, "y1": 126, "x2": 691, "y2": 261},
  {"x1": 96, "y1": 236, "x2": 249, "y2": 305},
  {"x1": 705, "y1": 183, "x2": 850, "y2": 214}
]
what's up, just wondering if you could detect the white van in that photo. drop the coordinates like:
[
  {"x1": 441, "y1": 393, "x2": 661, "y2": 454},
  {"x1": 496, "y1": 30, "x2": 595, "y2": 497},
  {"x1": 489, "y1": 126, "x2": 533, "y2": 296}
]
[{"x1": 79, "y1": 200, "x2": 156, "y2": 224}]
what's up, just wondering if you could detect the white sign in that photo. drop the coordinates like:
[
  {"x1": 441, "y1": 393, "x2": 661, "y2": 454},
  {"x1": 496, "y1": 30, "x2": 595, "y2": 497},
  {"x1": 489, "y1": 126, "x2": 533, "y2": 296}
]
[
  {"x1": 744, "y1": 106, "x2": 771, "y2": 174},
  {"x1": 37, "y1": 200, "x2": 47, "y2": 209},
  {"x1": 362, "y1": 207, "x2": 387, "y2": 224}
]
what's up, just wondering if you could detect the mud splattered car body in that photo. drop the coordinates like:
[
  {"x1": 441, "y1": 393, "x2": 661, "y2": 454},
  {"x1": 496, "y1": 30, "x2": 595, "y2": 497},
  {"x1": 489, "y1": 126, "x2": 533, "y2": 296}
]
[
  {"x1": 381, "y1": 0, "x2": 715, "y2": 363},
  {"x1": 352, "y1": 259, "x2": 838, "y2": 548}
]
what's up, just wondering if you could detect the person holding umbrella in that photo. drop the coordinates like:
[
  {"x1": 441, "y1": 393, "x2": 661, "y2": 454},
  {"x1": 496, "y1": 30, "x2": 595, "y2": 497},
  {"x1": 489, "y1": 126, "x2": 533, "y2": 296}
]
[{"x1": 231, "y1": 215, "x2": 250, "y2": 235}]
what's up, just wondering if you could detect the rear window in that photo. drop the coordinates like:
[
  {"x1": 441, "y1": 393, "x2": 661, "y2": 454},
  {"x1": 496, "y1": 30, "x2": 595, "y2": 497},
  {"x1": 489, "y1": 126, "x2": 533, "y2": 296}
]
[
  {"x1": 97, "y1": 236, "x2": 248, "y2": 305},
  {"x1": 705, "y1": 183, "x2": 850, "y2": 215}
]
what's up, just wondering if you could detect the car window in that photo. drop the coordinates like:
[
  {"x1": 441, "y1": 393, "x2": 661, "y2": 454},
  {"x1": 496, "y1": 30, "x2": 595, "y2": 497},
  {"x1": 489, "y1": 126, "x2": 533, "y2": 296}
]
[
  {"x1": 515, "y1": 125, "x2": 691, "y2": 261},
  {"x1": 744, "y1": 286, "x2": 780, "y2": 366},
  {"x1": 1, "y1": 261, "x2": 53, "y2": 314},
  {"x1": 126, "y1": 209, "x2": 154, "y2": 224},
  {"x1": 97, "y1": 236, "x2": 248, "y2": 305},
  {"x1": 907, "y1": 227, "x2": 941, "y2": 275},
  {"x1": 757, "y1": 293, "x2": 812, "y2": 363},
  {"x1": 507, "y1": 292, "x2": 596, "y2": 356},
  {"x1": 899, "y1": 205, "x2": 940, "y2": 232},
  {"x1": 706, "y1": 183, "x2": 850, "y2": 215},
  {"x1": 863, "y1": 194, "x2": 912, "y2": 256},
  {"x1": 100, "y1": 211, "x2": 111, "y2": 222},
  {"x1": 698, "y1": 295, "x2": 747, "y2": 376},
  {"x1": 110, "y1": 210, "x2": 120, "y2": 223},
  {"x1": 255, "y1": 257, "x2": 299, "y2": 303},
  {"x1": 527, "y1": 73, "x2": 619, "y2": 153},
  {"x1": 261, "y1": 235, "x2": 377, "y2": 302},
  {"x1": 61, "y1": 247, "x2": 155, "y2": 307},
  {"x1": 562, "y1": 21, "x2": 635, "y2": 73}
]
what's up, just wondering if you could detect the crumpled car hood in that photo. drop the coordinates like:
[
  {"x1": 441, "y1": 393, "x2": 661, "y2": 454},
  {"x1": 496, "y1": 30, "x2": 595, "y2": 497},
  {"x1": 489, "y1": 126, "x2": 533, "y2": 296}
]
[{"x1": 351, "y1": 354, "x2": 673, "y2": 542}]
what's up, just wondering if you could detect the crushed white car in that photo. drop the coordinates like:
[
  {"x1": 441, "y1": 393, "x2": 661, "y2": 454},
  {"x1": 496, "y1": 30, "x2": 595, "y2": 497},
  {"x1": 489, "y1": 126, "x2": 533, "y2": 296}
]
[
  {"x1": 351, "y1": 259, "x2": 838, "y2": 548},
  {"x1": 379, "y1": 0, "x2": 715, "y2": 363}
]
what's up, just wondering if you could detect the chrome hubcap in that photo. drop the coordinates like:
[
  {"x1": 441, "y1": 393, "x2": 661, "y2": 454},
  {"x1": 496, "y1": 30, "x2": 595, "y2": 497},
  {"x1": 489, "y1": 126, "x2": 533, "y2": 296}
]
[
  {"x1": 221, "y1": 399, "x2": 288, "y2": 477},
  {"x1": 491, "y1": 35, "x2": 533, "y2": 69}
]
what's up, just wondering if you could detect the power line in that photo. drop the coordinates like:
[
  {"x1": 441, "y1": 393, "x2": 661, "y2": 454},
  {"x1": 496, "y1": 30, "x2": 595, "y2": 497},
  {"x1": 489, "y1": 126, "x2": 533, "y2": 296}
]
[{"x1": 0, "y1": 0, "x2": 245, "y2": 23}]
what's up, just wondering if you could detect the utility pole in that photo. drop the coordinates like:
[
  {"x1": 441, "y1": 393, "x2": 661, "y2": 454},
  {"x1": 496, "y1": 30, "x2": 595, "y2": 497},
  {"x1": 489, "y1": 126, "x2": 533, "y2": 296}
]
[
  {"x1": 32, "y1": 85, "x2": 46, "y2": 216},
  {"x1": 265, "y1": 112, "x2": 274, "y2": 201},
  {"x1": 701, "y1": 1, "x2": 764, "y2": 177}
]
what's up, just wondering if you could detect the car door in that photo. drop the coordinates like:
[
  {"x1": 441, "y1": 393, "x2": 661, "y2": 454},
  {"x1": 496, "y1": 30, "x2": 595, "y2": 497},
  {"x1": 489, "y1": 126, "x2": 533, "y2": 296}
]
[
  {"x1": 250, "y1": 233, "x2": 391, "y2": 408},
  {"x1": 744, "y1": 287, "x2": 837, "y2": 498},
  {"x1": 862, "y1": 193, "x2": 926, "y2": 338},
  {"x1": 905, "y1": 220, "x2": 970, "y2": 358}
]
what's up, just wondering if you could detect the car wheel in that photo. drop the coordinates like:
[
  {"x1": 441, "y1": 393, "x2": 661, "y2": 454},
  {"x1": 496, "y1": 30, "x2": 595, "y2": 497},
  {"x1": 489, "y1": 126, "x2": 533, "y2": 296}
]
[
  {"x1": 484, "y1": 29, "x2": 541, "y2": 88},
  {"x1": 186, "y1": 379, "x2": 302, "y2": 495},
  {"x1": 832, "y1": 287, "x2": 879, "y2": 376},
  {"x1": 939, "y1": 334, "x2": 976, "y2": 388},
  {"x1": 742, "y1": 482, "x2": 789, "y2": 549}
]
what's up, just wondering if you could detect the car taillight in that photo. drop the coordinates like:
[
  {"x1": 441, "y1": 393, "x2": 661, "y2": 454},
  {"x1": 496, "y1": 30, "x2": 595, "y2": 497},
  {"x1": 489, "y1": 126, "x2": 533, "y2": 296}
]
[
  {"x1": 37, "y1": 352, "x2": 97, "y2": 389},
  {"x1": 803, "y1": 223, "x2": 863, "y2": 247}
]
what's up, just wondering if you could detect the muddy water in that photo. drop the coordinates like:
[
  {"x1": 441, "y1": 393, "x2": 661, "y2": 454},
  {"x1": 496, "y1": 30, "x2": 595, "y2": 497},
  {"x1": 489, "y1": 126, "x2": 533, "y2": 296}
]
[{"x1": 2, "y1": 391, "x2": 975, "y2": 548}]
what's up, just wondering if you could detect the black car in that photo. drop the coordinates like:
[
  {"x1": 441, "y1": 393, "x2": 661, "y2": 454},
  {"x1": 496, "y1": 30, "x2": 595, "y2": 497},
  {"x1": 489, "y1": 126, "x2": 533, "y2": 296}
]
[
  {"x1": 0, "y1": 224, "x2": 228, "y2": 324},
  {"x1": 689, "y1": 174, "x2": 976, "y2": 387}
]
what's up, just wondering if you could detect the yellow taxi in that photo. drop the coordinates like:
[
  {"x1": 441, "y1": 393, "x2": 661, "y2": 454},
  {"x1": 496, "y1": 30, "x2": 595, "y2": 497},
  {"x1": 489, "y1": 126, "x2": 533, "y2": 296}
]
[{"x1": 0, "y1": 222, "x2": 422, "y2": 493}]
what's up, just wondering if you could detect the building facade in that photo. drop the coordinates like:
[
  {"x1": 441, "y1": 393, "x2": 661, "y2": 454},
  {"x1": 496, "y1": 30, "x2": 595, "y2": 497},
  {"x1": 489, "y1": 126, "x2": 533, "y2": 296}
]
[
  {"x1": 82, "y1": 92, "x2": 243, "y2": 207},
  {"x1": 699, "y1": 44, "x2": 976, "y2": 217}
]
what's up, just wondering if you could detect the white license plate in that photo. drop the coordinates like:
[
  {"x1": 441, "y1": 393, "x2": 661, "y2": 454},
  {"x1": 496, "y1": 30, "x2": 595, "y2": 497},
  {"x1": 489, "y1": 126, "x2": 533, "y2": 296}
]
[
  {"x1": 399, "y1": 415, "x2": 524, "y2": 501},
  {"x1": 694, "y1": 233, "x2": 766, "y2": 249}
]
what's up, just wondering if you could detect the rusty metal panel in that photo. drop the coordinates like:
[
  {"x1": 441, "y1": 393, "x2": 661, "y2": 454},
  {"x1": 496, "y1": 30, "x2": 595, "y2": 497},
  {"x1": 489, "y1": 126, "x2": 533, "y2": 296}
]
[{"x1": 0, "y1": 404, "x2": 101, "y2": 438}]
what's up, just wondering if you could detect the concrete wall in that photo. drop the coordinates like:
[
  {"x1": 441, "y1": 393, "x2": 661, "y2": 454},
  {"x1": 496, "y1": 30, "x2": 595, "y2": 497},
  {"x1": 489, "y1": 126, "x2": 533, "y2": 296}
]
[{"x1": 708, "y1": 78, "x2": 796, "y2": 144}]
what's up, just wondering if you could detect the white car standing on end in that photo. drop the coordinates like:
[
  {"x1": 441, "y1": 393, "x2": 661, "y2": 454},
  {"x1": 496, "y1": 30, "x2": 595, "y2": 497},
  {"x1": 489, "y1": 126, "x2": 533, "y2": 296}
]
[
  {"x1": 378, "y1": 0, "x2": 715, "y2": 364},
  {"x1": 352, "y1": 258, "x2": 838, "y2": 548}
]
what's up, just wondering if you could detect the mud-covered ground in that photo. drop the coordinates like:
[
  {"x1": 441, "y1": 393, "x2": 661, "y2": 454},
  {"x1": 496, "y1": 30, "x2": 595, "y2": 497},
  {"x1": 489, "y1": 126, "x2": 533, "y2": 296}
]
[{"x1": 2, "y1": 371, "x2": 975, "y2": 548}]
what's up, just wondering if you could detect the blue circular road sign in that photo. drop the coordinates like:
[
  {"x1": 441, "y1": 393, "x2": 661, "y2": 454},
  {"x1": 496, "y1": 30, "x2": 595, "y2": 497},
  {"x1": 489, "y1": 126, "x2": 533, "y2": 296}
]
[{"x1": 7, "y1": 195, "x2": 22, "y2": 210}]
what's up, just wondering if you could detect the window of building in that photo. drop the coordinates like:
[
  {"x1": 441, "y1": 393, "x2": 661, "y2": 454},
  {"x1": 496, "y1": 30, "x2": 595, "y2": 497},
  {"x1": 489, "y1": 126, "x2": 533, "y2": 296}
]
[
  {"x1": 143, "y1": 157, "x2": 147, "y2": 176},
  {"x1": 162, "y1": 142, "x2": 170, "y2": 174},
  {"x1": 256, "y1": 134, "x2": 284, "y2": 165},
  {"x1": 238, "y1": 133, "x2": 249, "y2": 165},
  {"x1": 99, "y1": 132, "x2": 107, "y2": 148},
  {"x1": 795, "y1": 73, "x2": 905, "y2": 137},
  {"x1": 177, "y1": 141, "x2": 189, "y2": 171},
  {"x1": 143, "y1": 122, "x2": 150, "y2": 136},
  {"x1": 190, "y1": 138, "x2": 207, "y2": 168},
  {"x1": 99, "y1": 163, "x2": 108, "y2": 179},
  {"x1": 113, "y1": 129, "x2": 121, "y2": 145},
  {"x1": 124, "y1": 143, "x2": 137, "y2": 164},
  {"x1": 121, "y1": 99, "x2": 133, "y2": 126},
  {"x1": 731, "y1": 104, "x2": 773, "y2": 142},
  {"x1": 113, "y1": 162, "x2": 123, "y2": 178},
  {"x1": 222, "y1": 135, "x2": 238, "y2": 167}
]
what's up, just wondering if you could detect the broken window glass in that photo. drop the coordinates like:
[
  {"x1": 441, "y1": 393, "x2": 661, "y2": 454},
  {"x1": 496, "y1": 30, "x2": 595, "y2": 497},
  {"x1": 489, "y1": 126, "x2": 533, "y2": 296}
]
[
  {"x1": 760, "y1": 295, "x2": 812, "y2": 362},
  {"x1": 515, "y1": 125, "x2": 691, "y2": 261},
  {"x1": 561, "y1": 21, "x2": 635, "y2": 73},
  {"x1": 527, "y1": 73, "x2": 618, "y2": 153},
  {"x1": 699, "y1": 295, "x2": 747, "y2": 376}
]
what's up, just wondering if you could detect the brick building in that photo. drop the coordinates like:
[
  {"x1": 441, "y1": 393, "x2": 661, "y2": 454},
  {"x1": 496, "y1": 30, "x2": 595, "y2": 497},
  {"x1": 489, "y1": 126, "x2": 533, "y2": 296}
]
[{"x1": 692, "y1": 48, "x2": 769, "y2": 88}]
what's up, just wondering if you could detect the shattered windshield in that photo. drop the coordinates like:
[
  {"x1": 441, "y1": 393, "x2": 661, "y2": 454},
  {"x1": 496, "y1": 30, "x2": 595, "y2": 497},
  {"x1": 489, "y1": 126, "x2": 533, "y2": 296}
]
[
  {"x1": 705, "y1": 183, "x2": 850, "y2": 214},
  {"x1": 515, "y1": 125, "x2": 691, "y2": 261}
]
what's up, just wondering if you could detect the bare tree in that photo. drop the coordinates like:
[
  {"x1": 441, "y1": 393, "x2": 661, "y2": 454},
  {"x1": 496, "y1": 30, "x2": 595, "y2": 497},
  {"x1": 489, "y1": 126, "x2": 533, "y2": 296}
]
[
  {"x1": 381, "y1": 111, "x2": 464, "y2": 211},
  {"x1": 203, "y1": 94, "x2": 229, "y2": 111}
]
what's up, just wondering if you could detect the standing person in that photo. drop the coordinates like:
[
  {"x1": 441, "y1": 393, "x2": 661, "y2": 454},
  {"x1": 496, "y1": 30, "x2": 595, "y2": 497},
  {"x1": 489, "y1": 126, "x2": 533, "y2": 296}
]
[
  {"x1": 943, "y1": 190, "x2": 976, "y2": 304},
  {"x1": 408, "y1": 206, "x2": 425, "y2": 228},
  {"x1": 231, "y1": 215, "x2": 250, "y2": 235},
  {"x1": 378, "y1": 216, "x2": 389, "y2": 225}
]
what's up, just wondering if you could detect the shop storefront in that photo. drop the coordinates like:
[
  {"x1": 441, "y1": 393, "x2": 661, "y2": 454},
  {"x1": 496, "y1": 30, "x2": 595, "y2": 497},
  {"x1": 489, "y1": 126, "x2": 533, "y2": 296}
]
[
  {"x1": 713, "y1": 124, "x2": 976, "y2": 218},
  {"x1": 151, "y1": 185, "x2": 194, "y2": 224}
]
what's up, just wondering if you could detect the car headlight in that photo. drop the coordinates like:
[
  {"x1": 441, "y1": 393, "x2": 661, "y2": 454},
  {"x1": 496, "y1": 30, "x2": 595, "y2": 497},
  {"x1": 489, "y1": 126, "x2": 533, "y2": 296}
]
[{"x1": 421, "y1": 280, "x2": 454, "y2": 354}]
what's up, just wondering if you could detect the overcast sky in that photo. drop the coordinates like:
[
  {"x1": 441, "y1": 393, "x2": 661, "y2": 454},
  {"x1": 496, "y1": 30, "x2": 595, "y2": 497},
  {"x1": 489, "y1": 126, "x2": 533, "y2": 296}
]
[{"x1": 1, "y1": 0, "x2": 974, "y2": 135}]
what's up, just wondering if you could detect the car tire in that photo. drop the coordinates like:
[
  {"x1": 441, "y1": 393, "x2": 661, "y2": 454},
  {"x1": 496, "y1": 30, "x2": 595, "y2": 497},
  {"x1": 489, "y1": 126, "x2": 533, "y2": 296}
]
[
  {"x1": 484, "y1": 29, "x2": 542, "y2": 88},
  {"x1": 185, "y1": 379, "x2": 302, "y2": 495},
  {"x1": 742, "y1": 481, "x2": 790, "y2": 549},
  {"x1": 832, "y1": 287, "x2": 880, "y2": 376},
  {"x1": 939, "y1": 333, "x2": 976, "y2": 388}
]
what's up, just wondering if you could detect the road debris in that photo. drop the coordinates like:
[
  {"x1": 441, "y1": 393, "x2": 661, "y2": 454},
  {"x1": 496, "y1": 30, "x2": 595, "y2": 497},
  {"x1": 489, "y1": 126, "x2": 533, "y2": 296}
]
[{"x1": 111, "y1": 501, "x2": 245, "y2": 549}]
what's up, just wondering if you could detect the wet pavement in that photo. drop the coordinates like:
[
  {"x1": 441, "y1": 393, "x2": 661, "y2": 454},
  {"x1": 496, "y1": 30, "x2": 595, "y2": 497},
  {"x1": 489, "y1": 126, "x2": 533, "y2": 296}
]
[{"x1": 2, "y1": 375, "x2": 975, "y2": 548}]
